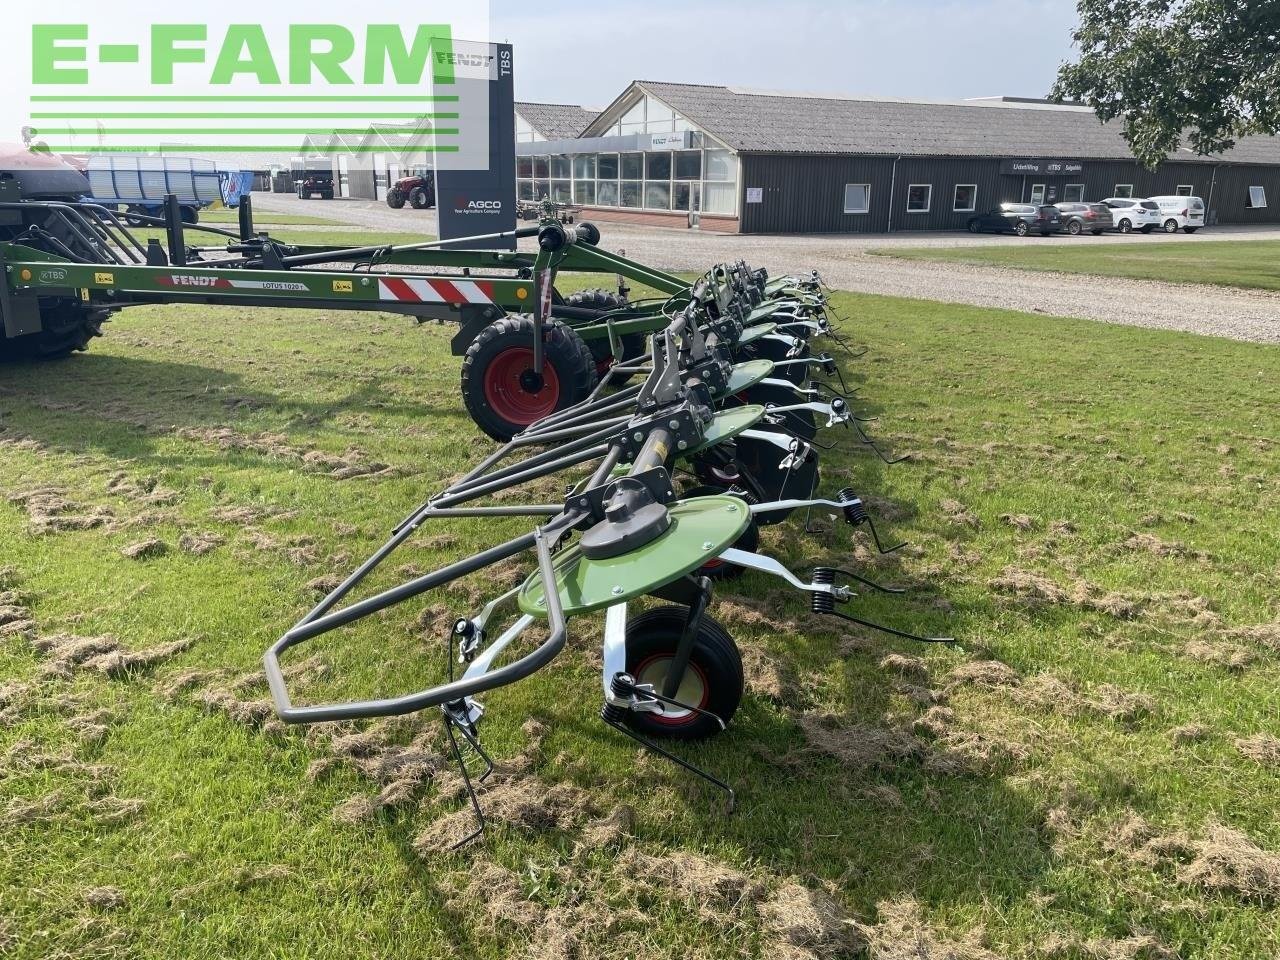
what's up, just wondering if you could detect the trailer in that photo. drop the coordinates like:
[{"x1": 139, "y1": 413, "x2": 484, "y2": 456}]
[{"x1": 85, "y1": 154, "x2": 224, "y2": 226}]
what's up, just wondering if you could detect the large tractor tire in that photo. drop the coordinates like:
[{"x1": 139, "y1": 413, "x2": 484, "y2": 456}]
[
  {"x1": 386, "y1": 188, "x2": 406, "y2": 209},
  {"x1": 409, "y1": 187, "x2": 432, "y2": 209},
  {"x1": 0, "y1": 302, "x2": 109, "y2": 361},
  {"x1": 461, "y1": 315, "x2": 596, "y2": 442},
  {"x1": 563, "y1": 288, "x2": 647, "y2": 380}
]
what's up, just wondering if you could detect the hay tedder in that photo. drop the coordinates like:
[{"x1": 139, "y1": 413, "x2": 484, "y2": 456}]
[{"x1": 0, "y1": 148, "x2": 952, "y2": 839}]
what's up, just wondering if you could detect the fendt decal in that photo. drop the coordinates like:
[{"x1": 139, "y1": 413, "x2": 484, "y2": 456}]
[{"x1": 157, "y1": 275, "x2": 310, "y2": 292}]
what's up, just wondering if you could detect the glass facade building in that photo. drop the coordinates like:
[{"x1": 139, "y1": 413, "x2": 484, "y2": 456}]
[{"x1": 516, "y1": 97, "x2": 739, "y2": 217}]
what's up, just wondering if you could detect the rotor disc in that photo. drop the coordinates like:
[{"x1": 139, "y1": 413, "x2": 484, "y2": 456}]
[
  {"x1": 518, "y1": 495, "x2": 751, "y2": 617},
  {"x1": 720, "y1": 359, "x2": 775, "y2": 395}
]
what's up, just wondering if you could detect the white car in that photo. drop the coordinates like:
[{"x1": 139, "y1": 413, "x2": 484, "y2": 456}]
[
  {"x1": 1102, "y1": 197, "x2": 1162, "y2": 234},
  {"x1": 1147, "y1": 196, "x2": 1207, "y2": 233}
]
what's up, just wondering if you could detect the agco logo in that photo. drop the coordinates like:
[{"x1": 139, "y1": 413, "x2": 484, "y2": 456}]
[
  {"x1": 38, "y1": 268, "x2": 68, "y2": 283},
  {"x1": 454, "y1": 195, "x2": 502, "y2": 214}
]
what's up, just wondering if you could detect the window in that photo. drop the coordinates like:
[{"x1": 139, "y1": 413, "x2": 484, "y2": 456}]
[
  {"x1": 645, "y1": 183, "x2": 671, "y2": 210},
  {"x1": 575, "y1": 181, "x2": 596, "y2": 205},
  {"x1": 906, "y1": 184, "x2": 932, "y2": 213},
  {"x1": 673, "y1": 182, "x2": 700, "y2": 212},
  {"x1": 703, "y1": 148, "x2": 735, "y2": 182},
  {"x1": 597, "y1": 154, "x2": 619, "y2": 180},
  {"x1": 1029, "y1": 183, "x2": 1046, "y2": 205},
  {"x1": 1063, "y1": 183, "x2": 1085, "y2": 203},
  {"x1": 1176, "y1": 184, "x2": 1194, "y2": 196},
  {"x1": 533, "y1": 157, "x2": 549, "y2": 178},
  {"x1": 703, "y1": 181, "x2": 737, "y2": 215},
  {"x1": 516, "y1": 156, "x2": 533, "y2": 179},
  {"x1": 1113, "y1": 184, "x2": 1133, "y2": 198},
  {"x1": 645, "y1": 152, "x2": 672, "y2": 181},
  {"x1": 550, "y1": 155, "x2": 570, "y2": 179},
  {"x1": 596, "y1": 181, "x2": 619, "y2": 206},
  {"x1": 952, "y1": 184, "x2": 977, "y2": 212},
  {"x1": 844, "y1": 183, "x2": 871, "y2": 214},
  {"x1": 620, "y1": 181, "x2": 643, "y2": 207},
  {"x1": 572, "y1": 155, "x2": 596, "y2": 180},
  {"x1": 1248, "y1": 185, "x2": 1267, "y2": 208},
  {"x1": 674, "y1": 150, "x2": 702, "y2": 180},
  {"x1": 620, "y1": 153, "x2": 643, "y2": 180}
]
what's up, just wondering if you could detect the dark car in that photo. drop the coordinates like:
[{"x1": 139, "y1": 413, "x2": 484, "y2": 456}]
[
  {"x1": 1054, "y1": 202, "x2": 1114, "y2": 235},
  {"x1": 966, "y1": 203, "x2": 1062, "y2": 236}
]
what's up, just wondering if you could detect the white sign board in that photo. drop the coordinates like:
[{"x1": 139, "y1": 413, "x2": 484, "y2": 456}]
[{"x1": 746, "y1": 187, "x2": 764, "y2": 204}]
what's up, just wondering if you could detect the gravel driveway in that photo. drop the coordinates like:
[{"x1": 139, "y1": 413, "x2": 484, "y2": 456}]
[{"x1": 254, "y1": 193, "x2": 1280, "y2": 345}]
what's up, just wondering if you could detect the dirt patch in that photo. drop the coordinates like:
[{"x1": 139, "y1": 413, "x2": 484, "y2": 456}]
[
  {"x1": 879, "y1": 653, "x2": 930, "y2": 682},
  {"x1": 445, "y1": 859, "x2": 543, "y2": 932},
  {"x1": 1013, "y1": 674, "x2": 1155, "y2": 725},
  {"x1": 988, "y1": 566, "x2": 1140, "y2": 619},
  {"x1": 1168, "y1": 724, "x2": 1210, "y2": 744},
  {"x1": 28, "y1": 633, "x2": 192, "y2": 680},
  {"x1": 740, "y1": 642, "x2": 789, "y2": 700},
  {"x1": 939, "y1": 498, "x2": 980, "y2": 529},
  {"x1": 759, "y1": 882, "x2": 865, "y2": 960},
  {"x1": 8, "y1": 487, "x2": 115, "y2": 534},
  {"x1": 1122, "y1": 533, "x2": 1208, "y2": 562},
  {"x1": 1040, "y1": 932, "x2": 1179, "y2": 960},
  {"x1": 1183, "y1": 639, "x2": 1255, "y2": 671},
  {"x1": 106, "y1": 471, "x2": 180, "y2": 506},
  {"x1": 2, "y1": 790, "x2": 67, "y2": 826},
  {"x1": 1107, "y1": 813, "x2": 1280, "y2": 902},
  {"x1": 797, "y1": 714, "x2": 922, "y2": 770},
  {"x1": 154, "y1": 668, "x2": 223, "y2": 701},
  {"x1": 121, "y1": 538, "x2": 167, "y2": 560},
  {"x1": 1000, "y1": 513, "x2": 1037, "y2": 531},
  {"x1": 1225, "y1": 622, "x2": 1280, "y2": 653},
  {"x1": 1235, "y1": 734, "x2": 1280, "y2": 767},
  {"x1": 306, "y1": 574, "x2": 343, "y2": 595},
  {"x1": 619, "y1": 846, "x2": 765, "y2": 920},
  {"x1": 178, "y1": 531, "x2": 224, "y2": 555},
  {"x1": 856, "y1": 898, "x2": 999, "y2": 960},
  {"x1": 178, "y1": 427, "x2": 399, "y2": 480},
  {"x1": 578, "y1": 805, "x2": 635, "y2": 848},
  {"x1": 82, "y1": 887, "x2": 127, "y2": 911},
  {"x1": 945, "y1": 659, "x2": 1020, "y2": 690}
]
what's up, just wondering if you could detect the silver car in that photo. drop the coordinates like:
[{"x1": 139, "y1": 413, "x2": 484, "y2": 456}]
[{"x1": 1054, "y1": 202, "x2": 1115, "y2": 236}]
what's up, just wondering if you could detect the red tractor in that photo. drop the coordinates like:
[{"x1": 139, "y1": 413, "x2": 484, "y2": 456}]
[{"x1": 386, "y1": 171, "x2": 436, "y2": 210}]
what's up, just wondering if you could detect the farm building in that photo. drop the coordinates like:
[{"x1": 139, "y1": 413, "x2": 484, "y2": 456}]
[{"x1": 514, "y1": 82, "x2": 1280, "y2": 234}]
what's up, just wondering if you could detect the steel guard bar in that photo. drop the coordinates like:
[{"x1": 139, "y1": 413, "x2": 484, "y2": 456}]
[{"x1": 263, "y1": 521, "x2": 573, "y2": 724}]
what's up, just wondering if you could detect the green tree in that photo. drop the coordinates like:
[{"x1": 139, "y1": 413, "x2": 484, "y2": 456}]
[{"x1": 1054, "y1": 0, "x2": 1280, "y2": 167}]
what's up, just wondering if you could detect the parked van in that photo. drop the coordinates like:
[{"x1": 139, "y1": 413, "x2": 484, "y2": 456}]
[{"x1": 1147, "y1": 196, "x2": 1206, "y2": 233}]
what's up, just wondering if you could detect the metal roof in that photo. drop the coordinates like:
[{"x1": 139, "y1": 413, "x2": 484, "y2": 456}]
[
  {"x1": 584, "y1": 81, "x2": 1280, "y2": 166},
  {"x1": 515, "y1": 101, "x2": 601, "y2": 141},
  {"x1": 153, "y1": 144, "x2": 298, "y2": 171}
]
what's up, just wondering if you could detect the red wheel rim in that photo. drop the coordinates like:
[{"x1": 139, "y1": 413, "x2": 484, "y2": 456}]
[
  {"x1": 633, "y1": 655, "x2": 709, "y2": 726},
  {"x1": 482, "y1": 347, "x2": 561, "y2": 425}
]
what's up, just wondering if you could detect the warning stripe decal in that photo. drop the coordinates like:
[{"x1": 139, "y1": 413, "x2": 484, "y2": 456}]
[{"x1": 377, "y1": 277, "x2": 495, "y2": 304}]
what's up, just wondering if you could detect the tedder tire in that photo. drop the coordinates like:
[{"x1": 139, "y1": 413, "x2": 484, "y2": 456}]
[
  {"x1": 386, "y1": 188, "x2": 405, "y2": 209},
  {"x1": 1, "y1": 304, "x2": 108, "y2": 361},
  {"x1": 564, "y1": 288, "x2": 647, "y2": 380},
  {"x1": 682, "y1": 485, "x2": 759, "y2": 581},
  {"x1": 623, "y1": 605, "x2": 743, "y2": 740},
  {"x1": 461, "y1": 315, "x2": 596, "y2": 442}
]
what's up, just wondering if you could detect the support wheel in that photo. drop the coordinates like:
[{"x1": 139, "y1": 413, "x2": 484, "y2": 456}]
[
  {"x1": 564, "y1": 288, "x2": 646, "y2": 381},
  {"x1": 682, "y1": 486, "x2": 759, "y2": 581},
  {"x1": 623, "y1": 606, "x2": 743, "y2": 741},
  {"x1": 461, "y1": 315, "x2": 595, "y2": 441}
]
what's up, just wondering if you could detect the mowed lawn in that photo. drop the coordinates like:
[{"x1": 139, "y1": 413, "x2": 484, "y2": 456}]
[
  {"x1": 872, "y1": 237, "x2": 1280, "y2": 291},
  {"x1": 0, "y1": 254, "x2": 1278, "y2": 959}
]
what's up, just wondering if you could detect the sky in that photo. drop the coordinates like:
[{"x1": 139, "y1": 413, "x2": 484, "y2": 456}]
[{"x1": 492, "y1": 0, "x2": 1081, "y2": 109}]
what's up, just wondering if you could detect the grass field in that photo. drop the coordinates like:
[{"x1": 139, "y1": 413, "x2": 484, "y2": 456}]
[
  {"x1": 1, "y1": 253, "x2": 1278, "y2": 958},
  {"x1": 871, "y1": 238, "x2": 1280, "y2": 291},
  {"x1": 194, "y1": 209, "x2": 345, "y2": 228}
]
